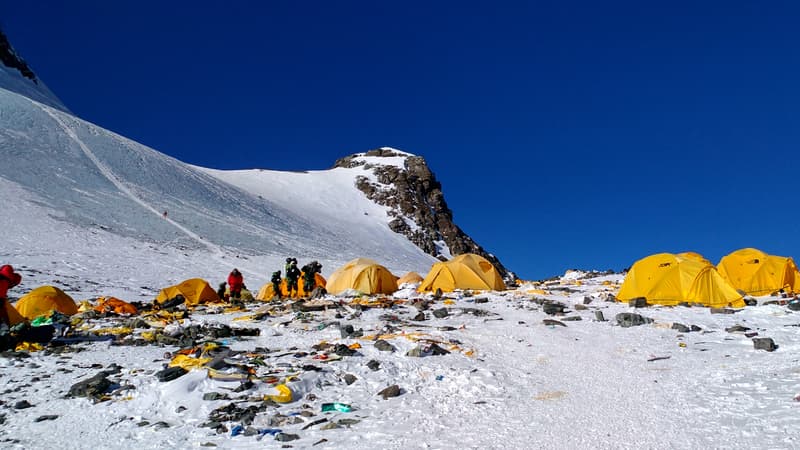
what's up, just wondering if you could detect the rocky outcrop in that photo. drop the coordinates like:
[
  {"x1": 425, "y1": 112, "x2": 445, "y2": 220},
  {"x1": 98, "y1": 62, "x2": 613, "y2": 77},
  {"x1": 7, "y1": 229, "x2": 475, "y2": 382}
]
[
  {"x1": 334, "y1": 148, "x2": 514, "y2": 281},
  {"x1": 0, "y1": 29, "x2": 37, "y2": 83}
]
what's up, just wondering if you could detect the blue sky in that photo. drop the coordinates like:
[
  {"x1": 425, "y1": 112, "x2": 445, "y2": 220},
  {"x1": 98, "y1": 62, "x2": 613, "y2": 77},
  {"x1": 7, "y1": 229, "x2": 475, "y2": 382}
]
[{"x1": 4, "y1": 1, "x2": 800, "y2": 280}]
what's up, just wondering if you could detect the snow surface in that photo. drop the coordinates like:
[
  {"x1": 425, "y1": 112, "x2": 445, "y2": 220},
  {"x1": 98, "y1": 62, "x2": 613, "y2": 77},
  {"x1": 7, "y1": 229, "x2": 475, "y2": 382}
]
[{"x1": 0, "y1": 64, "x2": 69, "y2": 112}]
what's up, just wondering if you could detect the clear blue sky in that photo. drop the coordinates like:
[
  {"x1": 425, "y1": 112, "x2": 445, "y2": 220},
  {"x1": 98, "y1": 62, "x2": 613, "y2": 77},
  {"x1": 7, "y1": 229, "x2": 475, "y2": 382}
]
[{"x1": 4, "y1": 1, "x2": 800, "y2": 280}]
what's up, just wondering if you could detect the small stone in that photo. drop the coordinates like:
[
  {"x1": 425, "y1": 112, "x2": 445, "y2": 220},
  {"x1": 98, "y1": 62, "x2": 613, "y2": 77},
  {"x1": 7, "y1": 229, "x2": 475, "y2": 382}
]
[
  {"x1": 753, "y1": 338, "x2": 777, "y2": 352},
  {"x1": 320, "y1": 422, "x2": 342, "y2": 430},
  {"x1": 543, "y1": 319, "x2": 566, "y2": 327},
  {"x1": 13, "y1": 400, "x2": 33, "y2": 409},
  {"x1": 542, "y1": 302, "x2": 566, "y2": 315},
  {"x1": 366, "y1": 360, "x2": 380, "y2": 371},
  {"x1": 616, "y1": 313, "x2": 653, "y2": 328},
  {"x1": 690, "y1": 325, "x2": 702, "y2": 332},
  {"x1": 203, "y1": 392, "x2": 228, "y2": 401},
  {"x1": 594, "y1": 311, "x2": 606, "y2": 322},
  {"x1": 628, "y1": 297, "x2": 647, "y2": 308},
  {"x1": 340, "y1": 324, "x2": 355, "y2": 338},
  {"x1": 275, "y1": 433, "x2": 300, "y2": 442},
  {"x1": 725, "y1": 325, "x2": 750, "y2": 333},
  {"x1": 406, "y1": 347, "x2": 423, "y2": 357},
  {"x1": 710, "y1": 308, "x2": 736, "y2": 315},
  {"x1": 474, "y1": 297, "x2": 489, "y2": 304},
  {"x1": 432, "y1": 308, "x2": 449, "y2": 318},
  {"x1": 378, "y1": 384, "x2": 401, "y2": 399},
  {"x1": 583, "y1": 296, "x2": 593, "y2": 305},
  {"x1": 338, "y1": 418, "x2": 360, "y2": 427},
  {"x1": 34, "y1": 415, "x2": 58, "y2": 422},
  {"x1": 152, "y1": 421, "x2": 170, "y2": 429},
  {"x1": 574, "y1": 304, "x2": 588, "y2": 311},
  {"x1": 788, "y1": 301, "x2": 800, "y2": 311},
  {"x1": 561, "y1": 316, "x2": 582, "y2": 321},
  {"x1": 343, "y1": 374, "x2": 357, "y2": 385},
  {"x1": 671, "y1": 323, "x2": 690, "y2": 333},
  {"x1": 374, "y1": 340, "x2": 395, "y2": 352}
]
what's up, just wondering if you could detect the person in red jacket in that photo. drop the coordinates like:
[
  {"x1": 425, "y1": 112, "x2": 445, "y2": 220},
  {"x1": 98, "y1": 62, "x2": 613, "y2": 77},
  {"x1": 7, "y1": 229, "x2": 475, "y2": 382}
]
[
  {"x1": 227, "y1": 268, "x2": 244, "y2": 300},
  {"x1": 0, "y1": 264, "x2": 22, "y2": 326}
]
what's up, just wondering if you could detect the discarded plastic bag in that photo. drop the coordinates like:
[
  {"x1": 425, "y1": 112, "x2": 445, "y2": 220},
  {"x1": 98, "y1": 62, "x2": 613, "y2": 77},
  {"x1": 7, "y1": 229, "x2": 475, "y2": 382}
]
[{"x1": 321, "y1": 402, "x2": 352, "y2": 413}]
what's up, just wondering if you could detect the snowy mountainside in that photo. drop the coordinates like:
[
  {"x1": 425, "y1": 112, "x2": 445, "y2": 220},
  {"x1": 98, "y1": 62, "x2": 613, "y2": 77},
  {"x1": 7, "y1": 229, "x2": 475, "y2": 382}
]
[
  {"x1": 0, "y1": 86, "x2": 437, "y2": 294},
  {"x1": 0, "y1": 29, "x2": 68, "y2": 112}
]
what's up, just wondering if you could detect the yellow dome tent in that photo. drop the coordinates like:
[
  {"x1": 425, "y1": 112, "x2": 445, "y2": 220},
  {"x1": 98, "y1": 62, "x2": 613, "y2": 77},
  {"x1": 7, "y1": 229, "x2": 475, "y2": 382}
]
[
  {"x1": 255, "y1": 273, "x2": 327, "y2": 300},
  {"x1": 15, "y1": 286, "x2": 79, "y2": 319},
  {"x1": 418, "y1": 254, "x2": 506, "y2": 293},
  {"x1": 397, "y1": 271, "x2": 424, "y2": 286},
  {"x1": 717, "y1": 248, "x2": 800, "y2": 296},
  {"x1": 677, "y1": 251, "x2": 711, "y2": 265},
  {"x1": 3, "y1": 300, "x2": 26, "y2": 326},
  {"x1": 325, "y1": 258, "x2": 397, "y2": 295},
  {"x1": 155, "y1": 278, "x2": 220, "y2": 306},
  {"x1": 617, "y1": 253, "x2": 744, "y2": 308}
]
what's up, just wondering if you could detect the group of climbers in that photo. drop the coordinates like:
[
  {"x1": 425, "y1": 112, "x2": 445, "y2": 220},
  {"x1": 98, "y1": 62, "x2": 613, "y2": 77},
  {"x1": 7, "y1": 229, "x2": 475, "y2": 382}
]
[{"x1": 218, "y1": 259, "x2": 324, "y2": 302}]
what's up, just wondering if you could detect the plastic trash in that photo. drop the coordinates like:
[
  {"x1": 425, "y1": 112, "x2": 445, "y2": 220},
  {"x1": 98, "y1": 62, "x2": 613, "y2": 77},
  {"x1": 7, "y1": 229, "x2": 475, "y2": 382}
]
[
  {"x1": 321, "y1": 402, "x2": 352, "y2": 413},
  {"x1": 265, "y1": 384, "x2": 293, "y2": 403},
  {"x1": 230, "y1": 424, "x2": 244, "y2": 436},
  {"x1": 435, "y1": 375, "x2": 444, "y2": 381}
]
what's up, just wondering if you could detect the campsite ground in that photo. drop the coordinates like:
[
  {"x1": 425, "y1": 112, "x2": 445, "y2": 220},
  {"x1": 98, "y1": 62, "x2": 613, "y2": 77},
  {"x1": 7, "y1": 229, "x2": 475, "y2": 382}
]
[{"x1": 2, "y1": 269, "x2": 800, "y2": 450}]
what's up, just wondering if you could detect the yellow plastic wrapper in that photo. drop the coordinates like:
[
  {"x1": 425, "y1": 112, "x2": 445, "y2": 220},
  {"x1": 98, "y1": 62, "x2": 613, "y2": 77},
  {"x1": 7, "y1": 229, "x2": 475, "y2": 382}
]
[
  {"x1": 169, "y1": 354, "x2": 212, "y2": 370},
  {"x1": 265, "y1": 384, "x2": 293, "y2": 403}
]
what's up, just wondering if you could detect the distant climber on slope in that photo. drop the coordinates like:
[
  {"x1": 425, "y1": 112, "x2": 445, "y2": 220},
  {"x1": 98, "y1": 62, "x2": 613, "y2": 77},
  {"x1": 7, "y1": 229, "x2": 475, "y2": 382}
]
[{"x1": 227, "y1": 268, "x2": 244, "y2": 300}]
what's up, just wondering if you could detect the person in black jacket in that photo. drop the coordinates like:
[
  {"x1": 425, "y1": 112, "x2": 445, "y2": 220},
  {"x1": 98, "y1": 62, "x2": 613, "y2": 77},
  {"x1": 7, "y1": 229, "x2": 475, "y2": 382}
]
[
  {"x1": 270, "y1": 270, "x2": 282, "y2": 300},
  {"x1": 301, "y1": 261, "x2": 323, "y2": 296},
  {"x1": 285, "y1": 259, "x2": 301, "y2": 298}
]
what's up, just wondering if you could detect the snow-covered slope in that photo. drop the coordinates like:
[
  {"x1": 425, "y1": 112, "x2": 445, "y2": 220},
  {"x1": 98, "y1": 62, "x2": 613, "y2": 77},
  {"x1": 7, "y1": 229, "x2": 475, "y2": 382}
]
[{"x1": 0, "y1": 86, "x2": 437, "y2": 292}]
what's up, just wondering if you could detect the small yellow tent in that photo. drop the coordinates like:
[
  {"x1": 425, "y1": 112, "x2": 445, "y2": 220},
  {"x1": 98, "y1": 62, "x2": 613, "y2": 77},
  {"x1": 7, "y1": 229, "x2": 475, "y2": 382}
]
[
  {"x1": 325, "y1": 258, "x2": 397, "y2": 295},
  {"x1": 3, "y1": 300, "x2": 26, "y2": 326},
  {"x1": 15, "y1": 286, "x2": 79, "y2": 319},
  {"x1": 155, "y1": 278, "x2": 220, "y2": 306},
  {"x1": 617, "y1": 253, "x2": 744, "y2": 308},
  {"x1": 397, "y1": 272, "x2": 424, "y2": 286},
  {"x1": 418, "y1": 254, "x2": 506, "y2": 292},
  {"x1": 255, "y1": 273, "x2": 327, "y2": 300},
  {"x1": 717, "y1": 248, "x2": 800, "y2": 296},
  {"x1": 677, "y1": 251, "x2": 711, "y2": 265}
]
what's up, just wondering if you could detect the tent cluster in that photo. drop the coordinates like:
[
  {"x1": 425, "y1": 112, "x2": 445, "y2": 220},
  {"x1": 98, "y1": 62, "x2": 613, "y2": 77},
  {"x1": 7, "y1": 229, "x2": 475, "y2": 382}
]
[
  {"x1": 2, "y1": 253, "x2": 506, "y2": 332},
  {"x1": 617, "y1": 248, "x2": 800, "y2": 308}
]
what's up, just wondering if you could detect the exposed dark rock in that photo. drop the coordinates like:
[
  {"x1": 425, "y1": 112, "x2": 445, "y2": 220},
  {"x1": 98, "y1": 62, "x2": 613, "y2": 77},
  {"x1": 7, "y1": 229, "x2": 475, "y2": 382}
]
[
  {"x1": 753, "y1": 338, "x2": 777, "y2": 352},
  {"x1": 542, "y1": 302, "x2": 567, "y2": 315},
  {"x1": 13, "y1": 400, "x2": 33, "y2": 409},
  {"x1": 333, "y1": 150, "x2": 513, "y2": 281},
  {"x1": 616, "y1": 313, "x2": 653, "y2": 328},
  {"x1": 725, "y1": 325, "x2": 751, "y2": 333},
  {"x1": 594, "y1": 311, "x2": 606, "y2": 322},
  {"x1": 710, "y1": 308, "x2": 736, "y2": 315},
  {"x1": 543, "y1": 319, "x2": 566, "y2": 327},
  {"x1": 275, "y1": 433, "x2": 300, "y2": 442},
  {"x1": 343, "y1": 374, "x2": 357, "y2": 385},
  {"x1": 672, "y1": 323, "x2": 690, "y2": 333},
  {"x1": 432, "y1": 308, "x2": 449, "y2": 318},
  {"x1": 378, "y1": 384, "x2": 402, "y2": 399},
  {"x1": 34, "y1": 415, "x2": 58, "y2": 422},
  {"x1": 68, "y1": 372, "x2": 112, "y2": 398},
  {"x1": 374, "y1": 340, "x2": 396, "y2": 352},
  {"x1": 155, "y1": 367, "x2": 187, "y2": 382},
  {"x1": 628, "y1": 297, "x2": 647, "y2": 308},
  {"x1": 0, "y1": 29, "x2": 37, "y2": 82},
  {"x1": 366, "y1": 360, "x2": 381, "y2": 371}
]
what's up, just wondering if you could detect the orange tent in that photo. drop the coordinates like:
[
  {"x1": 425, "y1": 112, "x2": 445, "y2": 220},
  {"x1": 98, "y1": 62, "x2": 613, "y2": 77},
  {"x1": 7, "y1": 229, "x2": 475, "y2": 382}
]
[{"x1": 94, "y1": 297, "x2": 138, "y2": 315}]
